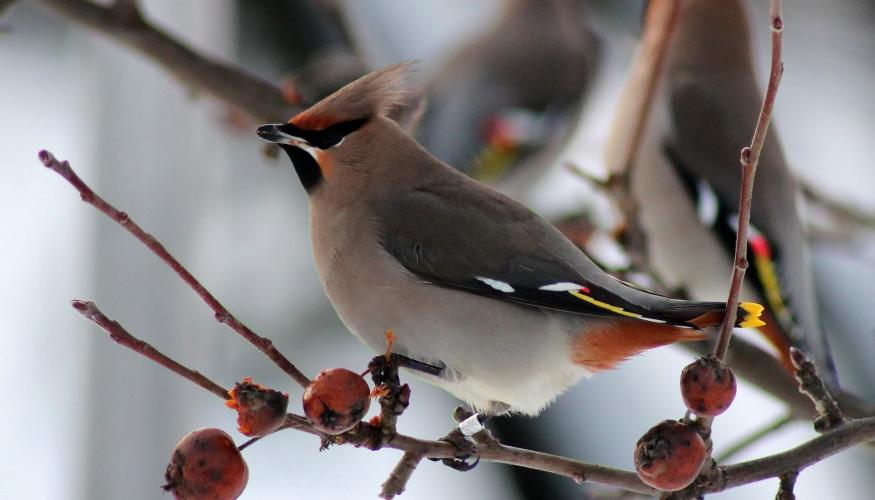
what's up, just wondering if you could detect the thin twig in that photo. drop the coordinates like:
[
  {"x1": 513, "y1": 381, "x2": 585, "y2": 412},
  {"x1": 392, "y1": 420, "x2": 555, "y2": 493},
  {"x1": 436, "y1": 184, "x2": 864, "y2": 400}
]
[
  {"x1": 790, "y1": 347, "x2": 846, "y2": 432},
  {"x1": 380, "y1": 452, "x2": 423, "y2": 499},
  {"x1": 696, "y1": 0, "x2": 784, "y2": 447},
  {"x1": 237, "y1": 436, "x2": 262, "y2": 452},
  {"x1": 33, "y1": 0, "x2": 296, "y2": 123},
  {"x1": 712, "y1": 0, "x2": 784, "y2": 360},
  {"x1": 38, "y1": 150, "x2": 312, "y2": 389},
  {"x1": 71, "y1": 299, "x2": 230, "y2": 399},
  {"x1": 679, "y1": 2, "x2": 786, "y2": 490}
]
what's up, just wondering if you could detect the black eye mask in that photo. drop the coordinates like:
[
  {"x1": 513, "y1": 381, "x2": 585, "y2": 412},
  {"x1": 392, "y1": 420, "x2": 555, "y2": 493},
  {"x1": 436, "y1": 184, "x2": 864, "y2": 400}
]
[{"x1": 276, "y1": 118, "x2": 370, "y2": 149}]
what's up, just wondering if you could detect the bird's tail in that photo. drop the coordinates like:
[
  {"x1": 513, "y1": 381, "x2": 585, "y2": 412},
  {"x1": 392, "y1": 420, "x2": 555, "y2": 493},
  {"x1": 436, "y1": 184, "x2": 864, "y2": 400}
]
[{"x1": 659, "y1": 300, "x2": 765, "y2": 329}]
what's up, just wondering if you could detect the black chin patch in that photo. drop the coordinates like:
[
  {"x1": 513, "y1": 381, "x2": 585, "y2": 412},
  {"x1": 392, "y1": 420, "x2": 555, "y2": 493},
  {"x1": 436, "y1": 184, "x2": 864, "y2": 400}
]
[{"x1": 279, "y1": 144, "x2": 323, "y2": 192}]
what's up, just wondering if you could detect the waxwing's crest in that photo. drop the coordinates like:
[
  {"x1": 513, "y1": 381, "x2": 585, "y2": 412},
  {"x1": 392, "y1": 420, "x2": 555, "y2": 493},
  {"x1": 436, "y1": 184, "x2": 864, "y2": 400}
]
[{"x1": 290, "y1": 62, "x2": 415, "y2": 130}]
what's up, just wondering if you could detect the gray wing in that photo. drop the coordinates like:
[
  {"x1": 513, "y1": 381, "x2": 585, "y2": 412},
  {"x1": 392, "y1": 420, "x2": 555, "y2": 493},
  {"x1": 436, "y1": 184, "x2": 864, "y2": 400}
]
[{"x1": 375, "y1": 179, "x2": 726, "y2": 326}]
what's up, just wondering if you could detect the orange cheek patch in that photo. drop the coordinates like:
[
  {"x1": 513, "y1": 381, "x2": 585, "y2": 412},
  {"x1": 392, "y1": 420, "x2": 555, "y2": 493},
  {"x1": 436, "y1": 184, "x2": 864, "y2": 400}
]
[
  {"x1": 316, "y1": 150, "x2": 334, "y2": 180},
  {"x1": 571, "y1": 321, "x2": 706, "y2": 372}
]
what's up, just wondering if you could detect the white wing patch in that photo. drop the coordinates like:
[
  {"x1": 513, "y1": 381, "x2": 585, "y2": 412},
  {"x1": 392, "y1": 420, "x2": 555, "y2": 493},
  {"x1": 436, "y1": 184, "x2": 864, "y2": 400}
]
[
  {"x1": 476, "y1": 276, "x2": 515, "y2": 293},
  {"x1": 538, "y1": 282, "x2": 586, "y2": 292}
]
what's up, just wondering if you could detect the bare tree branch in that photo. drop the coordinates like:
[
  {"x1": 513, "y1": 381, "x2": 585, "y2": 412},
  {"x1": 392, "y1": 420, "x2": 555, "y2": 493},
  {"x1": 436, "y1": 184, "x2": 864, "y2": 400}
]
[
  {"x1": 69, "y1": 294, "x2": 663, "y2": 495},
  {"x1": 33, "y1": 0, "x2": 297, "y2": 122},
  {"x1": 71, "y1": 299, "x2": 230, "y2": 400},
  {"x1": 38, "y1": 149, "x2": 312, "y2": 389},
  {"x1": 69, "y1": 293, "x2": 875, "y2": 497}
]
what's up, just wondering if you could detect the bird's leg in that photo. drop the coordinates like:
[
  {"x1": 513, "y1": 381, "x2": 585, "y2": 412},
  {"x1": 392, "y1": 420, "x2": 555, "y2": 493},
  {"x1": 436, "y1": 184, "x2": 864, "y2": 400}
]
[
  {"x1": 462, "y1": 406, "x2": 501, "y2": 448},
  {"x1": 430, "y1": 406, "x2": 500, "y2": 472}
]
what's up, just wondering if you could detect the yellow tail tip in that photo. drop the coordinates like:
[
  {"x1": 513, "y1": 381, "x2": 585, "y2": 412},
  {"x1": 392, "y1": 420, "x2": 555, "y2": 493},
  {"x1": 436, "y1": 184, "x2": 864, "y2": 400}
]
[{"x1": 739, "y1": 302, "x2": 766, "y2": 328}]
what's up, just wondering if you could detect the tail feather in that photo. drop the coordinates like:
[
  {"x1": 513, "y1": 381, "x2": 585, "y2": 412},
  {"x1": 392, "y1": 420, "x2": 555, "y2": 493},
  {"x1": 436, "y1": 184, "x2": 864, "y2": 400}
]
[
  {"x1": 570, "y1": 301, "x2": 765, "y2": 373},
  {"x1": 739, "y1": 302, "x2": 766, "y2": 327},
  {"x1": 660, "y1": 300, "x2": 766, "y2": 329}
]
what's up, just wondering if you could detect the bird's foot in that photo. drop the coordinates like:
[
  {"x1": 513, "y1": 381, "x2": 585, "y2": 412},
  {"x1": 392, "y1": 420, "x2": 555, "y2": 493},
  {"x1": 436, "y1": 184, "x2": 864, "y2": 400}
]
[
  {"x1": 432, "y1": 427, "x2": 480, "y2": 471},
  {"x1": 429, "y1": 406, "x2": 498, "y2": 471}
]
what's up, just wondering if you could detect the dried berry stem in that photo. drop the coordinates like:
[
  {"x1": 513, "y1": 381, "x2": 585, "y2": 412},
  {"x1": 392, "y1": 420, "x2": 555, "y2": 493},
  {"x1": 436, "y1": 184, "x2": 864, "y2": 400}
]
[
  {"x1": 71, "y1": 299, "x2": 230, "y2": 400},
  {"x1": 712, "y1": 0, "x2": 784, "y2": 361},
  {"x1": 38, "y1": 150, "x2": 312, "y2": 389},
  {"x1": 790, "y1": 347, "x2": 846, "y2": 432}
]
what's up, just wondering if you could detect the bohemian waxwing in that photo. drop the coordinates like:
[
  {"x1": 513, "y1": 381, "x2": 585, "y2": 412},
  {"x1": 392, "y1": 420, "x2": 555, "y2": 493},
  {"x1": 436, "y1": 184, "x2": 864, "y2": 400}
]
[
  {"x1": 256, "y1": 63, "x2": 764, "y2": 416},
  {"x1": 417, "y1": 0, "x2": 599, "y2": 180},
  {"x1": 630, "y1": 0, "x2": 836, "y2": 384}
]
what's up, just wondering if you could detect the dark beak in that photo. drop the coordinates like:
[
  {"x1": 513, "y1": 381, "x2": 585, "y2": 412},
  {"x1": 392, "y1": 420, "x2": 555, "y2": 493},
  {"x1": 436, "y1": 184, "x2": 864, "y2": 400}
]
[{"x1": 256, "y1": 123, "x2": 294, "y2": 143}]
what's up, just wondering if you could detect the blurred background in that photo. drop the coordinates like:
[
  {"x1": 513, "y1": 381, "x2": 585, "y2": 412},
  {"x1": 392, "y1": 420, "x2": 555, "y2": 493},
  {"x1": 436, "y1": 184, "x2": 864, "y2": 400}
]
[{"x1": 2, "y1": 0, "x2": 874, "y2": 498}]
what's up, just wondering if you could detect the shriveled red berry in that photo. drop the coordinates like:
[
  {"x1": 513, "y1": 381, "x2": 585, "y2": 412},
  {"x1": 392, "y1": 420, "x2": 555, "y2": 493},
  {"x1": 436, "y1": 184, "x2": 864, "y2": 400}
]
[
  {"x1": 225, "y1": 377, "x2": 289, "y2": 437},
  {"x1": 634, "y1": 420, "x2": 706, "y2": 491},
  {"x1": 163, "y1": 428, "x2": 248, "y2": 500},
  {"x1": 680, "y1": 355, "x2": 737, "y2": 417},
  {"x1": 303, "y1": 368, "x2": 371, "y2": 435}
]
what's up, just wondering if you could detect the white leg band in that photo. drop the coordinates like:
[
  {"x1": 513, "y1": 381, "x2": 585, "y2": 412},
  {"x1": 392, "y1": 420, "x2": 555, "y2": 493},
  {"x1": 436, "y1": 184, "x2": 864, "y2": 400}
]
[{"x1": 459, "y1": 414, "x2": 485, "y2": 437}]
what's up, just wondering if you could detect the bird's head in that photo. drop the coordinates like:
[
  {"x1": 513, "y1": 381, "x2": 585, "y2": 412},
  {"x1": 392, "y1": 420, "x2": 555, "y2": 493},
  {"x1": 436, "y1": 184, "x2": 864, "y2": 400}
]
[{"x1": 257, "y1": 62, "x2": 414, "y2": 194}]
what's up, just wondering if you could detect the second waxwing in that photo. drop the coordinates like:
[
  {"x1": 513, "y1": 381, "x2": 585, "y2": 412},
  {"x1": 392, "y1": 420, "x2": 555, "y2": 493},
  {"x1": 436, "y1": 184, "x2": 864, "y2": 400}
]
[
  {"x1": 257, "y1": 63, "x2": 764, "y2": 415},
  {"x1": 630, "y1": 0, "x2": 836, "y2": 383},
  {"x1": 417, "y1": 0, "x2": 600, "y2": 181}
]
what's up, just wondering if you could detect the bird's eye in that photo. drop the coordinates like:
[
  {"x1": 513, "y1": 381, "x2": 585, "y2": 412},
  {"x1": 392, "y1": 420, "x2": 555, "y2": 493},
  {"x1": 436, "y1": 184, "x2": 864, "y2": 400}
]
[
  {"x1": 310, "y1": 118, "x2": 369, "y2": 149},
  {"x1": 312, "y1": 132, "x2": 344, "y2": 149}
]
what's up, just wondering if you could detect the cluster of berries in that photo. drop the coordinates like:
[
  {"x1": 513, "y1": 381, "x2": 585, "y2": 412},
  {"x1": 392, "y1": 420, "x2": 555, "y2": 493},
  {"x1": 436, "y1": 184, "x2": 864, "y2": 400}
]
[
  {"x1": 163, "y1": 369, "x2": 372, "y2": 499},
  {"x1": 634, "y1": 356, "x2": 737, "y2": 491}
]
